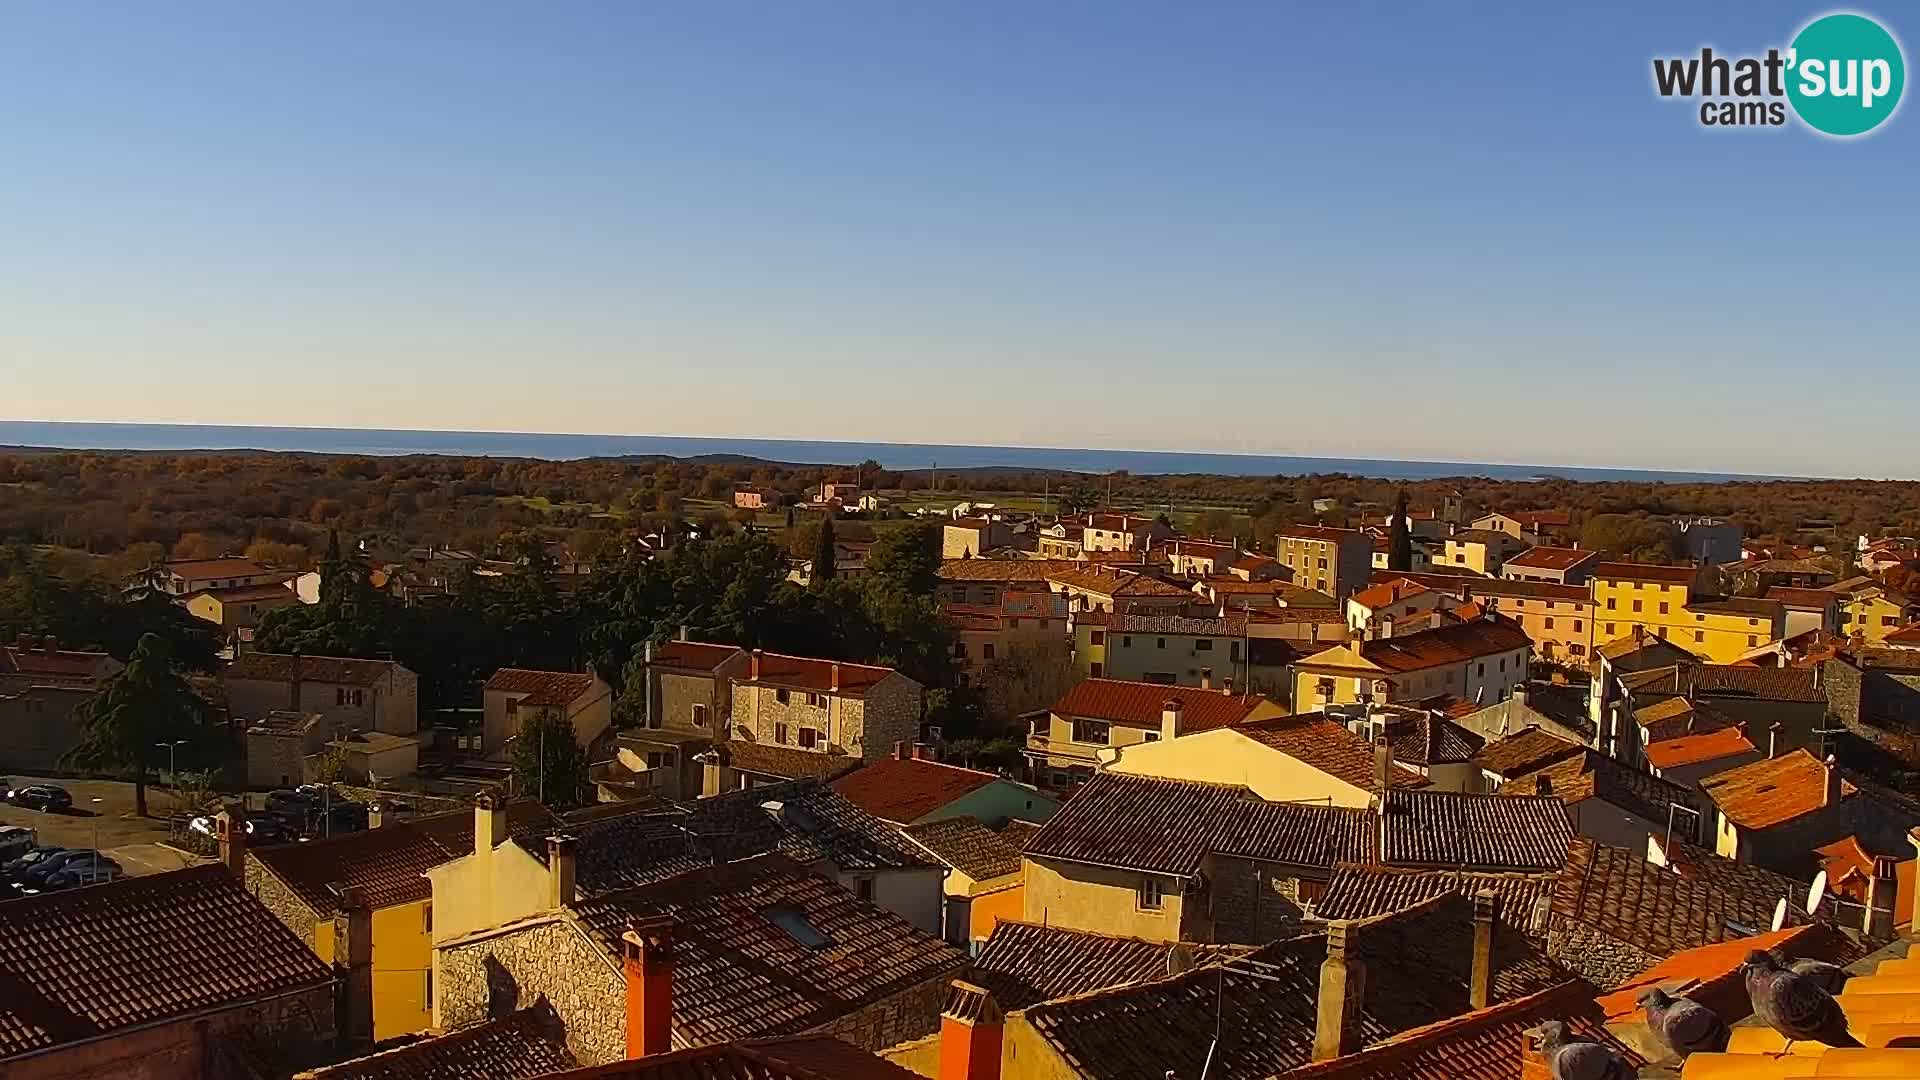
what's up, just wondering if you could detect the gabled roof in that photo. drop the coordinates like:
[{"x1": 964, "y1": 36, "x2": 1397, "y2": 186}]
[
  {"x1": 1048, "y1": 678, "x2": 1272, "y2": 731},
  {"x1": 569, "y1": 854, "x2": 967, "y2": 1046},
  {"x1": 901, "y1": 816, "x2": 1031, "y2": 881},
  {"x1": 0, "y1": 645, "x2": 117, "y2": 681},
  {"x1": 1025, "y1": 773, "x2": 1376, "y2": 876},
  {"x1": 938, "y1": 559, "x2": 1080, "y2": 582},
  {"x1": 1591, "y1": 561, "x2": 1701, "y2": 584},
  {"x1": 1264, "y1": 980, "x2": 1636, "y2": 1080},
  {"x1": 1471, "y1": 727, "x2": 1586, "y2": 780},
  {"x1": 1045, "y1": 567, "x2": 1191, "y2": 598},
  {"x1": 648, "y1": 641, "x2": 744, "y2": 671},
  {"x1": 1501, "y1": 750, "x2": 1694, "y2": 829},
  {"x1": 1348, "y1": 578, "x2": 1432, "y2": 612},
  {"x1": 1551, "y1": 839, "x2": 1818, "y2": 958},
  {"x1": 1020, "y1": 893, "x2": 1567, "y2": 1080},
  {"x1": 971, "y1": 920, "x2": 1249, "y2": 1010},
  {"x1": 184, "y1": 582, "x2": 298, "y2": 603},
  {"x1": 541, "y1": 1036, "x2": 920, "y2": 1080},
  {"x1": 715, "y1": 738, "x2": 861, "y2": 782},
  {"x1": 0, "y1": 865, "x2": 334, "y2": 1060},
  {"x1": 225, "y1": 651, "x2": 406, "y2": 686},
  {"x1": 1312, "y1": 864, "x2": 1559, "y2": 927},
  {"x1": 484, "y1": 668, "x2": 601, "y2": 706},
  {"x1": 1501, "y1": 545, "x2": 1597, "y2": 571},
  {"x1": 1700, "y1": 747, "x2": 1852, "y2": 831},
  {"x1": 1764, "y1": 585, "x2": 1841, "y2": 610},
  {"x1": 829, "y1": 756, "x2": 1004, "y2": 823},
  {"x1": 1644, "y1": 725, "x2": 1757, "y2": 769},
  {"x1": 255, "y1": 800, "x2": 558, "y2": 912},
  {"x1": 1300, "y1": 617, "x2": 1533, "y2": 675},
  {"x1": 1373, "y1": 570, "x2": 1590, "y2": 604},
  {"x1": 1235, "y1": 714, "x2": 1426, "y2": 790},
  {"x1": 1384, "y1": 711, "x2": 1485, "y2": 767},
  {"x1": 164, "y1": 556, "x2": 275, "y2": 578},
  {"x1": 738, "y1": 651, "x2": 905, "y2": 696},
  {"x1": 1379, "y1": 789, "x2": 1573, "y2": 872},
  {"x1": 296, "y1": 1000, "x2": 576, "y2": 1079}
]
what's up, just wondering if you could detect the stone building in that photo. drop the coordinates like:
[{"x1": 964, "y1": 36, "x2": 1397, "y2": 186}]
[
  {"x1": 618, "y1": 641, "x2": 749, "y2": 800},
  {"x1": 0, "y1": 864, "x2": 337, "y2": 1080},
  {"x1": 0, "y1": 637, "x2": 121, "y2": 774},
  {"x1": 432, "y1": 852, "x2": 966, "y2": 1066},
  {"x1": 481, "y1": 668, "x2": 613, "y2": 757},
  {"x1": 225, "y1": 652, "x2": 419, "y2": 737},
  {"x1": 728, "y1": 650, "x2": 921, "y2": 764}
]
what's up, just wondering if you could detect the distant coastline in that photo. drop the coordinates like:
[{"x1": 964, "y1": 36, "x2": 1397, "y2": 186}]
[{"x1": 0, "y1": 421, "x2": 1795, "y2": 484}]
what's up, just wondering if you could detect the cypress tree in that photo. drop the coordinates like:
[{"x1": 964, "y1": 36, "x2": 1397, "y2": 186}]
[
  {"x1": 812, "y1": 514, "x2": 837, "y2": 583},
  {"x1": 1389, "y1": 489, "x2": 1413, "y2": 572}
]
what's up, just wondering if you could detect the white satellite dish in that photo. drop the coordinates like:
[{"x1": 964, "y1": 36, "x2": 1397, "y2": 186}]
[
  {"x1": 1770, "y1": 896, "x2": 1789, "y2": 932},
  {"x1": 1806, "y1": 870, "x2": 1829, "y2": 916}
]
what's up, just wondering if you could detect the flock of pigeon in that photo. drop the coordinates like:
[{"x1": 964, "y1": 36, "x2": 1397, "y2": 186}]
[{"x1": 1527, "y1": 949, "x2": 1858, "y2": 1079}]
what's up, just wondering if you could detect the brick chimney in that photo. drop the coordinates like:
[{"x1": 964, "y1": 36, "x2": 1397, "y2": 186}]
[
  {"x1": 895, "y1": 740, "x2": 912, "y2": 761},
  {"x1": 474, "y1": 790, "x2": 508, "y2": 857},
  {"x1": 42, "y1": 635, "x2": 57, "y2": 654},
  {"x1": 623, "y1": 916, "x2": 676, "y2": 1059},
  {"x1": 1470, "y1": 890, "x2": 1499, "y2": 1009},
  {"x1": 750, "y1": 649, "x2": 763, "y2": 681},
  {"x1": 939, "y1": 980, "x2": 1004, "y2": 1080},
  {"x1": 215, "y1": 801, "x2": 248, "y2": 878},
  {"x1": 333, "y1": 885, "x2": 375, "y2": 1049},
  {"x1": 1866, "y1": 855, "x2": 1898, "y2": 939},
  {"x1": 1160, "y1": 699, "x2": 1184, "y2": 742},
  {"x1": 547, "y1": 834, "x2": 577, "y2": 910},
  {"x1": 1823, "y1": 755, "x2": 1843, "y2": 808},
  {"x1": 830, "y1": 662, "x2": 841, "y2": 693},
  {"x1": 1312, "y1": 921, "x2": 1365, "y2": 1061},
  {"x1": 1372, "y1": 735, "x2": 1394, "y2": 798}
]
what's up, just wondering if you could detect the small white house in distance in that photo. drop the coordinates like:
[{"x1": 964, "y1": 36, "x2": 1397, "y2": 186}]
[{"x1": 290, "y1": 570, "x2": 323, "y2": 605}]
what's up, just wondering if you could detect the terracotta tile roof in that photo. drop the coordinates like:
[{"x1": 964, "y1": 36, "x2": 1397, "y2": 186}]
[
  {"x1": 1386, "y1": 711, "x2": 1486, "y2": 767},
  {"x1": 1246, "y1": 602, "x2": 1345, "y2": 623},
  {"x1": 1025, "y1": 773, "x2": 1376, "y2": 876},
  {"x1": 543, "y1": 1036, "x2": 921, "y2": 1080},
  {"x1": 1815, "y1": 835, "x2": 1914, "y2": 930},
  {"x1": 1550, "y1": 839, "x2": 1819, "y2": 958},
  {"x1": 1500, "y1": 750, "x2": 1694, "y2": 828},
  {"x1": 255, "y1": 801, "x2": 558, "y2": 912},
  {"x1": 1700, "y1": 748, "x2": 1853, "y2": 831},
  {"x1": 1380, "y1": 789, "x2": 1574, "y2": 872},
  {"x1": 570, "y1": 853, "x2": 967, "y2": 1046},
  {"x1": 1022, "y1": 893, "x2": 1568, "y2": 1080},
  {"x1": 715, "y1": 738, "x2": 861, "y2": 782},
  {"x1": 648, "y1": 641, "x2": 744, "y2": 671},
  {"x1": 1046, "y1": 567, "x2": 1192, "y2": 598},
  {"x1": 1596, "y1": 633, "x2": 1697, "y2": 664},
  {"x1": 738, "y1": 651, "x2": 903, "y2": 696},
  {"x1": 1632, "y1": 694, "x2": 1722, "y2": 739},
  {"x1": 297, "y1": 1000, "x2": 576, "y2": 1079},
  {"x1": 1305, "y1": 617, "x2": 1533, "y2": 675},
  {"x1": 518, "y1": 780, "x2": 932, "y2": 895},
  {"x1": 1265, "y1": 980, "x2": 1636, "y2": 1080},
  {"x1": 829, "y1": 757, "x2": 1001, "y2": 823},
  {"x1": 1691, "y1": 664, "x2": 1824, "y2": 702},
  {"x1": 1884, "y1": 623, "x2": 1920, "y2": 644},
  {"x1": 1349, "y1": 578, "x2": 1432, "y2": 611},
  {"x1": 225, "y1": 651, "x2": 404, "y2": 687},
  {"x1": 1375, "y1": 570, "x2": 1591, "y2": 604},
  {"x1": 1233, "y1": 554, "x2": 1280, "y2": 572},
  {"x1": 0, "y1": 645, "x2": 117, "y2": 681},
  {"x1": 900, "y1": 816, "x2": 1028, "y2": 881},
  {"x1": 1237, "y1": 714, "x2": 1426, "y2": 789},
  {"x1": 484, "y1": 668, "x2": 601, "y2": 707},
  {"x1": 1094, "y1": 611, "x2": 1248, "y2": 636},
  {"x1": 0, "y1": 865, "x2": 334, "y2": 1059},
  {"x1": 186, "y1": 581, "x2": 298, "y2": 602},
  {"x1": 1763, "y1": 585, "x2": 1841, "y2": 610},
  {"x1": 938, "y1": 558, "x2": 1080, "y2": 582},
  {"x1": 1591, "y1": 923, "x2": 1863, "y2": 1024},
  {"x1": 971, "y1": 920, "x2": 1250, "y2": 1010},
  {"x1": 1048, "y1": 678, "x2": 1272, "y2": 731},
  {"x1": 1312, "y1": 864, "x2": 1559, "y2": 927},
  {"x1": 1278, "y1": 524, "x2": 1369, "y2": 544},
  {"x1": 1472, "y1": 728, "x2": 1586, "y2": 780},
  {"x1": 165, "y1": 556, "x2": 275, "y2": 578},
  {"x1": 1501, "y1": 546, "x2": 1597, "y2": 571},
  {"x1": 1591, "y1": 561, "x2": 1701, "y2": 584},
  {"x1": 1686, "y1": 596, "x2": 1785, "y2": 619},
  {"x1": 1644, "y1": 725, "x2": 1757, "y2": 769}
]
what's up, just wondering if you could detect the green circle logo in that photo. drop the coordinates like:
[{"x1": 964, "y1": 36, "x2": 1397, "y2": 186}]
[{"x1": 1787, "y1": 13, "x2": 1906, "y2": 136}]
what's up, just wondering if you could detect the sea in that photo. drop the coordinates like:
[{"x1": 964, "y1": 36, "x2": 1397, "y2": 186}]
[{"x1": 0, "y1": 421, "x2": 1782, "y2": 484}]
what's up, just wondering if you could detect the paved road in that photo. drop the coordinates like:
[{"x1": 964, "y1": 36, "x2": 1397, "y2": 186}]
[{"x1": 105, "y1": 842, "x2": 205, "y2": 876}]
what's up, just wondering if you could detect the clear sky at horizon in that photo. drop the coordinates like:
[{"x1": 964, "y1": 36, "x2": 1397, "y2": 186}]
[{"x1": 3, "y1": 3, "x2": 1914, "y2": 478}]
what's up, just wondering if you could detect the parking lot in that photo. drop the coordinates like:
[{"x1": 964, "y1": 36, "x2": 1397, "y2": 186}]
[{"x1": 1, "y1": 775, "x2": 209, "y2": 878}]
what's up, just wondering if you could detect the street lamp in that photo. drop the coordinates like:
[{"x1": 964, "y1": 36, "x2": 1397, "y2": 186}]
[
  {"x1": 90, "y1": 797, "x2": 105, "y2": 878},
  {"x1": 154, "y1": 740, "x2": 188, "y2": 785}
]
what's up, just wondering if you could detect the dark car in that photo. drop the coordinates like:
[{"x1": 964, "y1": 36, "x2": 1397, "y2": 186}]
[
  {"x1": 3, "y1": 846, "x2": 73, "y2": 880},
  {"x1": 38, "y1": 859, "x2": 123, "y2": 892},
  {"x1": 18, "y1": 849, "x2": 103, "y2": 887},
  {"x1": 10, "y1": 784, "x2": 74, "y2": 812}
]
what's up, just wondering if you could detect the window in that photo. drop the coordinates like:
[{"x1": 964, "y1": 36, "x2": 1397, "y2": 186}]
[
  {"x1": 423, "y1": 903, "x2": 433, "y2": 933},
  {"x1": 424, "y1": 969, "x2": 433, "y2": 1008},
  {"x1": 954, "y1": 642, "x2": 969, "y2": 659},
  {"x1": 1498, "y1": 657, "x2": 1507, "y2": 671},
  {"x1": 1091, "y1": 630, "x2": 1106, "y2": 646},
  {"x1": 1317, "y1": 558, "x2": 1328, "y2": 570},
  {"x1": 1071, "y1": 718, "x2": 1111, "y2": 744},
  {"x1": 775, "y1": 722, "x2": 790, "y2": 744},
  {"x1": 1090, "y1": 662, "x2": 1104, "y2": 678},
  {"x1": 692, "y1": 703, "x2": 709, "y2": 727},
  {"x1": 1694, "y1": 630, "x2": 1705, "y2": 643},
  {"x1": 1316, "y1": 678, "x2": 1336, "y2": 698},
  {"x1": 1748, "y1": 635, "x2": 1758, "y2": 647},
  {"x1": 855, "y1": 877, "x2": 875, "y2": 902},
  {"x1": 805, "y1": 692, "x2": 825, "y2": 707},
  {"x1": 1659, "y1": 602, "x2": 1669, "y2": 615},
  {"x1": 798, "y1": 728, "x2": 819, "y2": 749},
  {"x1": 1632, "y1": 599, "x2": 1643, "y2": 613},
  {"x1": 1156, "y1": 638, "x2": 1166, "y2": 650},
  {"x1": 1574, "y1": 620, "x2": 1582, "y2": 632},
  {"x1": 1196, "y1": 639, "x2": 1213, "y2": 652},
  {"x1": 1476, "y1": 662, "x2": 1486, "y2": 677},
  {"x1": 337, "y1": 688, "x2": 347, "y2": 706},
  {"x1": 1143, "y1": 731, "x2": 1160, "y2": 742},
  {"x1": 775, "y1": 688, "x2": 790, "y2": 705},
  {"x1": 1544, "y1": 617, "x2": 1555, "y2": 630},
  {"x1": 1607, "y1": 598, "x2": 1616, "y2": 610},
  {"x1": 1122, "y1": 636, "x2": 1133, "y2": 647},
  {"x1": 1606, "y1": 622, "x2": 1616, "y2": 635},
  {"x1": 1230, "y1": 641, "x2": 1242, "y2": 661},
  {"x1": 646, "y1": 750, "x2": 674, "y2": 768},
  {"x1": 982, "y1": 644, "x2": 996, "y2": 661},
  {"x1": 1137, "y1": 878, "x2": 1165, "y2": 911},
  {"x1": 1009, "y1": 617, "x2": 1022, "y2": 629},
  {"x1": 1885, "y1": 616, "x2": 1900, "y2": 627},
  {"x1": 1570, "y1": 644, "x2": 1585, "y2": 656}
]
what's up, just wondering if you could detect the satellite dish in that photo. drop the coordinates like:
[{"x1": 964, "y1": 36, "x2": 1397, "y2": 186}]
[
  {"x1": 1770, "y1": 896, "x2": 1789, "y2": 932},
  {"x1": 1807, "y1": 870, "x2": 1828, "y2": 915}
]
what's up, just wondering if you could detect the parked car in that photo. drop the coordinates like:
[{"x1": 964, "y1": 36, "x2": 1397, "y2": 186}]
[
  {"x1": 3, "y1": 847, "x2": 73, "y2": 881},
  {"x1": 8, "y1": 784, "x2": 74, "y2": 812},
  {"x1": 18, "y1": 849, "x2": 104, "y2": 887},
  {"x1": 187, "y1": 814, "x2": 292, "y2": 845},
  {"x1": 37, "y1": 859, "x2": 124, "y2": 892},
  {"x1": 0, "y1": 825, "x2": 37, "y2": 862}
]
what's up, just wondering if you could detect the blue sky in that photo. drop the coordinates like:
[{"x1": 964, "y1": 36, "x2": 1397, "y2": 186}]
[{"x1": 2, "y1": 3, "x2": 1913, "y2": 477}]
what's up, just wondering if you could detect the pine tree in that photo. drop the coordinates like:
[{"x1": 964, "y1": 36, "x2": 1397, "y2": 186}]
[
  {"x1": 511, "y1": 707, "x2": 590, "y2": 810},
  {"x1": 1389, "y1": 489, "x2": 1414, "y2": 572},
  {"x1": 812, "y1": 513, "x2": 837, "y2": 583},
  {"x1": 65, "y1": 634, "x2": 208, "y2": 816}
]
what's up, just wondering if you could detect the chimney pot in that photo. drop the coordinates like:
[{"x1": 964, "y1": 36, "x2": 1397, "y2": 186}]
[
  {"x1": 623, "y1": 917, "x2": 676, "y2": 1058},
  {"x1": 42, "y1": 635, "x2": 57, "y2": 654},
  {"x1": 938, "y1": 981, "x2": 1005, "y2": 1080},
  {"x1": 215, "y1": 801, "x2": 248, "y2": 878},
  {"x1": 1470, "y1": 890, "x2": 1499, "y2": 1009},
  {"x1": 547, "y1": 834, "x2": 578, "y2": 909},
  {"x1": 1199, "y1": 668, "x2": 1213, "y2": 691},
  {"x1": 830, "y1": 661, "x2": 841, "y2": 692},
  {"x1": 912, "y1": 743, "x2": 935, "y2": 761},
  {"x1": 1823, "y1": 754, "x2": 1843, "y2": 808},
  {"x1": 1161, "y1": 699, "x2": 1184, "y2": 742},
  {"x1": 334, "y1": 886, "x2": 375, "y2": 1048},
  {"x1": 366, "y1": 802, "x2": 384, "y2": 830},
  {"x1": 750, "y1": 649, "x2": 762, "y2": 681},
  {"x1": 1312, "y1": 922, "x2": 1365, "y2": 1061},
  {"x1": 474, "y1": 790, "x2": 508, "y2": 856}
]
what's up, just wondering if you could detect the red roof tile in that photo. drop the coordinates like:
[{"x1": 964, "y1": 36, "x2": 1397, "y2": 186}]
[
  {"x1": 545, "y1": 1035, "x2": 921, "y2": 1079},
  {"x1": 164, "y1": 557, "x2": 275, "y2": 578},
  {"x1": 1502, "y1": 546, "x2": 1597, "y2": 571},
  {"x1": 1300, "y1": 617, "x2": 1533, "y2": 675},
  {"x1": 830, "y1": 757, "x2": 1002, "y2": 823},
  {"x1": 1592, "y1": 923, "x2": 1859, "y2": 1023},
  {"x1": 739, "y1": 651, "x2": 904, "y2": 696},
  {"x1": 484, "y1": 668, "x2": 601, "y2": 707},
  {"x1": 1643, "y1": 725, "x2": 1757, "y2": 769},
  {"x1": 299, "y1": 1000, "x2": 576, "y2": 1079},
  {"x1": 1237, "y1": 714, "x2": 1427, "y2": 789},
  {"x1": 0, "y1": 645, "x2": 117, "y2": 681},
  {"x1": 649, "y1": 641, "x2": 744, "y2": 671},
  {"x1": 1591, "y1": 561, "x2": 1700, "y2": 584},
  {"x1": 1049, "y1": 678, "x2": 1272, "y2": 731},
  {"x1": 1700, "y1": 748, "x2": 1854, "y2": 831}
]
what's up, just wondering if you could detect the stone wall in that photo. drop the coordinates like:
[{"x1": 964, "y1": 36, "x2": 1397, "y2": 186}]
[
  {"x1": 657, "y1": 671, "x2": 723, "y2": 732},
  {"x1": 1542, "y1": 914, "x2": 1660, "y2": 988},
  {"x1": 244, "y1": 857, "x2": 326, "y2": 949},
  {"x1": 436, "y1": 917, "x2": 624, "y2": 1066},
  {"x1": 858, "y1": 677, "x2": 922, "y2": 763},
  {"x1": 5, "y1": 983, "x2": 335, "y2": 1080},
  {"x1": 808, "y1": 967, "x2": 960, "y2": 1052},
  {"x1": 247, "y1": 731, "x2": 311, "y2": 790},
  {"x1": 1207, "y1": 856, "x2": 1313, "y2": 946}
]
